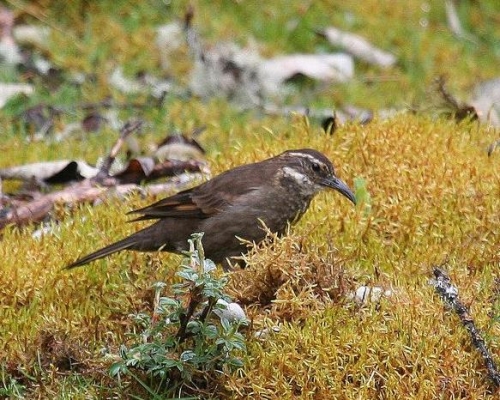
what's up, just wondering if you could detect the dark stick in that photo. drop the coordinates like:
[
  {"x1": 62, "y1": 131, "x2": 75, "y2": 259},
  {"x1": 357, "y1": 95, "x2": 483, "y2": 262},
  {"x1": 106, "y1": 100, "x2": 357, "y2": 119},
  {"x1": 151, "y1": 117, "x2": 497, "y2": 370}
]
[
  {"x1": 198, "y1": 297, "x2": 217, "y2": 324},
  {"x1": 431, "y1": 267, "x2": 500, "y2": 388},
  {"x1": 176, "y1": 285, "x2": 203, "y2": 344},
  {"x1": 487, "y1": 139, "x2": 500, "y2": 157},
  {"x1": 435, "y1": 76, "x2": 460, "y2": 110},
  {"x1": 93, "y1": 120, "x2": 143, "y2": 184}
]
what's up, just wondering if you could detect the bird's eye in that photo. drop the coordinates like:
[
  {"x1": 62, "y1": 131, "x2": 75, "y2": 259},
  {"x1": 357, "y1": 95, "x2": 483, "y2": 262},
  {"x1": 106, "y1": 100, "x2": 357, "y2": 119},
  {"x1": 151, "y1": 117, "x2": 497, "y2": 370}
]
[{"x1": 312, "y1": 163, "x2": 321, "y2": 172}]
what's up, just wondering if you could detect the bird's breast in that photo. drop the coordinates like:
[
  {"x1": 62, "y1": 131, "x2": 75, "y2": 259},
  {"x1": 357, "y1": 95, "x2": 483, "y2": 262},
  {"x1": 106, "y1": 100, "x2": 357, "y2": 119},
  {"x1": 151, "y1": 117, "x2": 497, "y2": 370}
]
[{"x1": 246, "y1": 187, "x2": 314, "y2": 233}]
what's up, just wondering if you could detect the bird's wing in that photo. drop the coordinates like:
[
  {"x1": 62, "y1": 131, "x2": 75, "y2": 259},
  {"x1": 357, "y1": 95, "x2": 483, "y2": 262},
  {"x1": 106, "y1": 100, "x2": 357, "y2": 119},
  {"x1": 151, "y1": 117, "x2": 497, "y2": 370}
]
[
  {"x1": 128, "y1": 189, "x2": 213, "y2": 220},
  {"x1": 129, "y1": 163, "x2": 266, "y2": 221}
]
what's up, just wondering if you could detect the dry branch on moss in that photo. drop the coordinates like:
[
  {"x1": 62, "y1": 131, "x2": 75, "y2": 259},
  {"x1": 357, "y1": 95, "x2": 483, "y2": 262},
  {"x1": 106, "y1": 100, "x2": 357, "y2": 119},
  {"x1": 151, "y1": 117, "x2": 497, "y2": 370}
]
[
  {"x1": 431, "y1": 267, "x2": 500, "y2": 389},
  {"x1": 93, "y1": 120, "x2": 143, "y2": 184},
  {"x1": 0, "y1": 120, "x2": 209, "y2": 230},
  {"x1": 435, "y1": 76, "x2": 479, "y2": 122},
  {"x1": 0, "y1": 174, "x2": 205, "y2": 230}
]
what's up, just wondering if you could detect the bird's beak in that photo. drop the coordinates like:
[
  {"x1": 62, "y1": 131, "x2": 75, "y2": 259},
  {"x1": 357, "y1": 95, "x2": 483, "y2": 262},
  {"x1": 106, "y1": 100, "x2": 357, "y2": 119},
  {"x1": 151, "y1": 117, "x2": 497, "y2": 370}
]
[{"x1": 322, "y1": 176, "x2": 357, "y2": 205}]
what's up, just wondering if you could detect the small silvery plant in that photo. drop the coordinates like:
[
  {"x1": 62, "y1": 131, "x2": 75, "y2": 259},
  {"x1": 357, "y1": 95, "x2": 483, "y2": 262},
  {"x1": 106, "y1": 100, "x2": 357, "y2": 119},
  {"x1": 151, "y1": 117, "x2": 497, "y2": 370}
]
[{"x1": 110, "y1": 233, "x2": 247, "y2": 396}]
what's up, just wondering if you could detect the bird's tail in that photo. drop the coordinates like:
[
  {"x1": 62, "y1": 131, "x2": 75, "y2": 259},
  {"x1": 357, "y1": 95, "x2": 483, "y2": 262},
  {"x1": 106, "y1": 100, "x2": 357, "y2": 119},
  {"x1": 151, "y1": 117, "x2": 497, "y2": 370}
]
[{"x1": 65, "y1": 236, "x2": 139, "y2": 269}]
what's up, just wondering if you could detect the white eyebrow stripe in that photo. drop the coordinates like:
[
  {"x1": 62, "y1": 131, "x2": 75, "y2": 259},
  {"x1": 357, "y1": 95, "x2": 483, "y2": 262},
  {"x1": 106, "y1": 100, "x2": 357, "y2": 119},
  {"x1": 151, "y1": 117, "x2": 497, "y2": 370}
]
[
  {"x1": 287, "y1": 152, "x2": 317, "y2": 160},
  {"x1": 287, "y1": 152, "x2": 324, "y2": 165}
]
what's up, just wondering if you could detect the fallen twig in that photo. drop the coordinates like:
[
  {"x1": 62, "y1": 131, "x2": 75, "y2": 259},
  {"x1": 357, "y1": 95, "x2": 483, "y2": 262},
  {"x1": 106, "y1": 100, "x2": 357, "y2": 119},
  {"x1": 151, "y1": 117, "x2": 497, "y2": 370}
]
[
  {"x1": 430, "y1": 267, "x2": 500, "y2": 389},
  {"x1": 0, "y1": 171, "x2": 206, "y2": 230},
  {"x1": 93, "y1": 120, "x2": 143, "y2": 183},
  {"x1": 435, "y1": 76, "x2": 478, "y2": 121},
  {"x1": 0, "y1": 114, "x2": 210, "y2": 230}
]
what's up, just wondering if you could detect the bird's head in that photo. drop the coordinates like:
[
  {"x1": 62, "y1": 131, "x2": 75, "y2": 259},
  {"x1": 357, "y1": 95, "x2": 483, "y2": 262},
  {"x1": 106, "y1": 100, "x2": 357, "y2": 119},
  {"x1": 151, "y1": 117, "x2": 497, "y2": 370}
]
[{"x1": 278, "y1": 149, "x2": 357, "y2": 205}]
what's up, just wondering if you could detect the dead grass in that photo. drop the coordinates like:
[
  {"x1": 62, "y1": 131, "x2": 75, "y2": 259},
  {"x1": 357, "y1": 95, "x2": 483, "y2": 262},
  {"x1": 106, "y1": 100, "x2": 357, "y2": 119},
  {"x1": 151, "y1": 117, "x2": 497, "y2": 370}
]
[{"x1": 227, "y1": 231, "x2": 354, "y2": 322}]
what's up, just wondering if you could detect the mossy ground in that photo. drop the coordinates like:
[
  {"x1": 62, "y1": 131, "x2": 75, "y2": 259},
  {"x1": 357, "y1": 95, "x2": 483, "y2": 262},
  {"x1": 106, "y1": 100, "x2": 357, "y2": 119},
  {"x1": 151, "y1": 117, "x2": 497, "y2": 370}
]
[{"x1": 1, "y1": 1, "x2": 500, "y2": 398}]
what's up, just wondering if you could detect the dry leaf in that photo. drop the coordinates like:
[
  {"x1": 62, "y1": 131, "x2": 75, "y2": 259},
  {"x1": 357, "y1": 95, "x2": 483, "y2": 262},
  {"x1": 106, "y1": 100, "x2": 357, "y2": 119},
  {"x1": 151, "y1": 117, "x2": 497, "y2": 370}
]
[
  {"x1": 259, "y1": 53, "x2": 354, "y2": 90},
  {"x1": 321, "y1": 26, "x2": 397, "y2": 68},
  {"x1": 155, "y1": 129, "x2": 206, "y2": 161},
  {"x1": 112, "y1": 157, "x2": 155, "y2": 184},
  {"x1": 0, "y1": 160, "x2": 98, "y2": 183}
]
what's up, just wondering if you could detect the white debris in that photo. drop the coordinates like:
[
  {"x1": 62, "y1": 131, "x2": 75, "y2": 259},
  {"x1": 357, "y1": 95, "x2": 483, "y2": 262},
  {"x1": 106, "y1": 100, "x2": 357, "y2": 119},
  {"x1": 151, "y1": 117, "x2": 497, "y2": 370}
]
[
  {"x1": 0, "y1": 40, "x2": 22, "y2": 65},
  {"x1": 322, "y1": 26, "x2": 397, "y2": 68},
  {"x1": 214, "y1": 299, "x2": 247, "y2": 322},
  {"x1": 190, "y1": 40, "x2": 355, "y2": 106},
  {"x1": 0, "y1": 8, "x2": 21, "y2": 65},
  {"x1": 0, "y1": 83, "x2": 34, "y2": 108},
  {"x1": 33, "y1": 57, "x2": 53, "y2": 75},
  {"x1": 13, "y1": 25, "x2": 51, "y2": 49},
  {"x1": 109, "y1": 67, "x2": 171, "y2": 97},
  {"x1": 0, "y1": 160, "x2": 99, "y2": 181},
  {"x1": 108, "y1": 67, "x2": 144, "y2": 94},
  {"x1": 254, "y1": 325, "x2": 281, "y2": 340},
  {"x1": 259, "y1": 53, "x2": 355, "y2": 93},
  {"x1": 470, "y1": 78, "x2": 500, "y2": 127},
  {"x1": 348, "y1": 286, "x2": 392, "y2": 304},
  {"x1": 156, "y1": 22, "x2": 185, "y2": 71},
  {"x1": 189, "y1": 42, "x2": 263, "y2": 106}
]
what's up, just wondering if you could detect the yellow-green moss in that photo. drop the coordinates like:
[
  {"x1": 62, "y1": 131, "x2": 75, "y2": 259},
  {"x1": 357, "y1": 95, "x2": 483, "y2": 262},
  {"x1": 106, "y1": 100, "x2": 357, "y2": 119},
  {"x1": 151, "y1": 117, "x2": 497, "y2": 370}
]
[{"x1": 1, "y1": 0, "x2": 500, "y2": 397}]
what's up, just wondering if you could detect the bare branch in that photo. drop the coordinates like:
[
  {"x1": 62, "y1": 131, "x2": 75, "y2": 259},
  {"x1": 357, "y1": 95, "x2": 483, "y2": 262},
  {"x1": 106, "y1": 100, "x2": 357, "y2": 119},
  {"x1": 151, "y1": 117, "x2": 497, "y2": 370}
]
[
  {"x1": 93, "y1": 120, "x2": 143, "y2": 183},
  {"x1": 431, "y1": 267, "x2": 500, "y2": 389},
  {"x1": 0, "y1": 171, "x2": 206, "y2": 230}
]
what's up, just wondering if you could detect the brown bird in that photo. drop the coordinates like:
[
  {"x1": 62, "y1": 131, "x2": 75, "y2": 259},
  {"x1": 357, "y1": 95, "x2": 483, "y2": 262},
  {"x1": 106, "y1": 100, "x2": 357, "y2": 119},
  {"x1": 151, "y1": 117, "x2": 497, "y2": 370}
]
[{"x1": 66, "y1": 149, "x2": 356, "y2": 270}]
